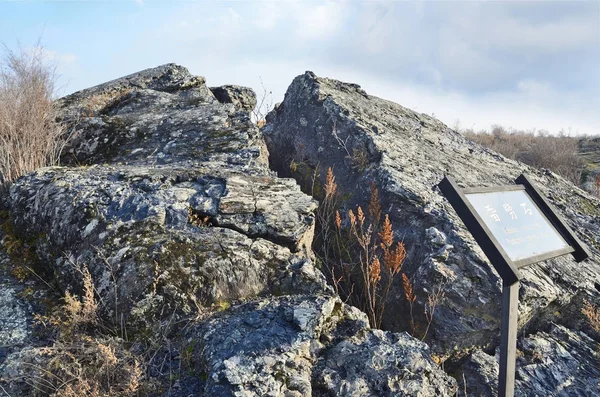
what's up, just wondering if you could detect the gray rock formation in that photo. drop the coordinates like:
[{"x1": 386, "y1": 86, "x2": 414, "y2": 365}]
[
  {"x1": 9, "y1": 64, "x2": 323, "y2": 326},
  {"x1": 0, "y1": 259, "x2": 31, "y2": 364},
  {"x1": 0, "y1": 64, "x2": 458, "y2": 396},
  {"x1": 463, "y1": 324, "x2": 600, "y2": 396},
  {"x1": 194, "y1": 295, "x2": 457, "y2": 396},
  {"x1": 262, "y1": 71, "x2": 600, "y2": 391},
  {"x1": 210, "y1": 85, "x2": 258, "y2": 113}
]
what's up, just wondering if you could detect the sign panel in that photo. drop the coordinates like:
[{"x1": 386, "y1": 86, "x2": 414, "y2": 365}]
[
  {"x1": 437, "y1": 174, "x2": 589, "y2": 285},
  {"x1": 464, "y1": 189, "x2": 570, "y2": 263},
  {"x1": 437, "y1": 174, "x2": 591, "y2": 397}
]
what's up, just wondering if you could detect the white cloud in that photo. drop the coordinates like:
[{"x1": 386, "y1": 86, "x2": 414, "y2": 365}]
[
  {"x1": 516, "y1": 79, "x2": 554, "y2": 98},
  {"x1": 445, "y1": 3, "x2": 600, "y2": 55},
  {"x1": 134, "y1": 0, "x2": 144, "y2": 6},
  {"x1": 437, "y1": 30, "x2": 506, "y2": 89},
  {"x1": 254, "y1": 2, "x2": 283, "y2": 30},
  {"x1": 62, "y1": 1, "x2": 598, "y2": 136},
  {"x1": 295, "y1": 1, "x2": 348, "y2": 40},
  {"x1": 27, "y1": 47, "x2": 77, "y2": 65}
]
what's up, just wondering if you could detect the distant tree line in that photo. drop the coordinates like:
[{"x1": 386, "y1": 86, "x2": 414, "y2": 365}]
[{"x1": 463, "y1": 125, "x2": 584, "y2": 186}]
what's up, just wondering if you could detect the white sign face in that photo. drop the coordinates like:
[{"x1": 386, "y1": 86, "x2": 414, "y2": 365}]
[{"x1": 465, "y1": 190, "x2": 570, "y2": 262}]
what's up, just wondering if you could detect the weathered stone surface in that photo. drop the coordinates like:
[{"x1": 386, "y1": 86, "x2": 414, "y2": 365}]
[
  {"x1": 9, "y1": 64, "x2": 323, "y2": 326},
  {"x1": 0, "y1": 266, "x2": 30, "y2": 364},
  {"x1": 58, "y1": 67, "x2": 267, "y2": 170},
  {"x1": 10, "y1": 64, "x2": 598, "y2": 396},
  {"x1": 3, "y1": 65, "x2": 458, "y2": 396},
  {"x1": 459, "y1": 349, "x2": 498, "y2": 397},
  {"x1": 0, "y1": 228, "x2": 50, "y2": 368},
  {"x1": 262, "y1": 71, "x2": 600, "y2": 364},
  {"x1": 191, "y1": 294, "x2": 457, "y2": 396},
  {"x1": 462, "y1": 323, "x2": 600, "y2": 396},
  {"x1": 211, "y1": 85, "x2": 257, "y2": 113}
]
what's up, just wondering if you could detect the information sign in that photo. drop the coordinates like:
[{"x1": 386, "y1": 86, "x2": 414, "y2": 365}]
[
  {"x1": 464, "y1": 189, "x2": 571, "y2": 265},
  {"x1": 436, "y1": 174, "x2": 590, "y2": 397}
]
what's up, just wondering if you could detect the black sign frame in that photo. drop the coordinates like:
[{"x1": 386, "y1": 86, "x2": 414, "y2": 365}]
[
  {"x1": 437, "y1": 173, "x2": 591, "y2": 397},
  {"x1": 438, "y1": 173, "x2": 590, "y2": 286}
]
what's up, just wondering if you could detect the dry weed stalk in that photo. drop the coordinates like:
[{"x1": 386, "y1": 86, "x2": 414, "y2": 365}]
[
  {"x1": 402, "y1": 272, "x2": 417, "y2": 335},
  {"x1": 313, "y1": 167, "x2": 445, "y2": 334},
  {"x1": 316, "y1": 167, "x2": 409, "y2": 328},
  {"x1": 422, "y1": 280, "x2": 446, "y2": 341},
  {"x1": 252, "y1": 76, "x2": 273, "y2": 125}
]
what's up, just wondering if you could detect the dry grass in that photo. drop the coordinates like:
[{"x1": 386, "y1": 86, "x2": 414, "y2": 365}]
[
  {"x1": 582, "y1": 300, "x2": 600, "y2": 335},
  {"x1": 464, "y1": 126, "x2": 583, "y2": 185},
  {"x1": 80, "y1": 88, "x2": 132, "y2": 118},
  {"x1": 1, "y1": 263, "x2": 152, "y2": 397},
  {"x1": 312, "y1": 167, "x2": 445, "y2": 336},
  {"x1": 0, "y1": 43, "x2": 70, "y2": 185},
  {"x1": 8, "y1": 337, "x2": 144, "y2": 397}
]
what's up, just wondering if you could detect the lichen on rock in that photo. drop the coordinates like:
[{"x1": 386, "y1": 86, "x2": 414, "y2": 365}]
[{"x1": 1, "y1": 64, "x2": 461, "y2": 396}]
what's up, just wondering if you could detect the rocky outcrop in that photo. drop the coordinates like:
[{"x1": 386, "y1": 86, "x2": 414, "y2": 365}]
[
  {"x1": 262, "y1": 72, "x2": 600, "y2": 388},
  {"x1": 0, "y1": 259, "x2": 31, "y2": 363},
  {"x1": 193, "y1": 295, "x2": 456, "y2": 396},
  {"x1": 8, "y1": 64, "x2": 323, "y2": 326},
  {"x1": 210, "y1": 85, "x2": 258, "y2": 113},
  {"x1": 0, "y1": 64, "x2": 458, "y2": 396},
  {"x1": 5, "y1": 63, "x2": 596, "y2": 396},
  {"x1": 463, "y1": 323, "x2": 600, "y2": 396}
]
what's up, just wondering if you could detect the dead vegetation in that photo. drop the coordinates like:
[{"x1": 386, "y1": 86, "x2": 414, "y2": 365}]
[
  {"x1": 582, "y1": 300, "x2": 600, "y2": 336},
  {"x1": 311, "y1": 166, "x2": 443, "y2": 336},
  {"x1": 2, "y1": 263, "x2": 150, "y2": 397},
  {"x1": 463, "y1": 125, "x2": 583, "y2": 185},
  {"x1": 252, "y1": 77, "x2": 273, "y2": 127},
  {"x1": 0, "y1": 42, "x2": 70, "y2": 186}
]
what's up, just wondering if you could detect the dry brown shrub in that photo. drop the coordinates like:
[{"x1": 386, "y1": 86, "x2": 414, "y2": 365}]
[
  {"x1": 2, "y1": 337, "x2": 145, "y2": 397},
  {"x1": 315, "y1": 167, "x2": 410, "y2": 329},
  {"x1": 0, "y1": 43, "x2": 70, "y2": 185},
  {"x1": 464, "y1": 126, "x2": 583, "y2": 185},
  {"x1": 582, "y1": 300, "x2": 600, "y2": 335}
]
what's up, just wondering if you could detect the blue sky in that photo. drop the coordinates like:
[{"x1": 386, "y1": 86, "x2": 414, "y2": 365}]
[{"x1": 1, "y1": 0, "x2": 599, "y2": 135}]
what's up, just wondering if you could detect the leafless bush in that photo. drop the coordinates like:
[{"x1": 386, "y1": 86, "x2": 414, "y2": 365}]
[
  {"x1": 464, "y1": 126, "x2": 583, "y2": 185},
  {"x1": 0, "y1": 43, "x2": 69, "y2": 185},
  {"x1": 252, "y1": 77, "x2": 273, "y2": 127}
]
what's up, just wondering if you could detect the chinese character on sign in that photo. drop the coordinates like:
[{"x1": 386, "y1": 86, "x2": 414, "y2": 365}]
[
  {"x1": 502, "y1": 203, "x2": 518, "y2": 220},
  {"x1": 485, "y1": 205, "x2": 501, "y2": 222},
  {"x1": 520, "y1": 203, "x2": 533, "y2": 216}
]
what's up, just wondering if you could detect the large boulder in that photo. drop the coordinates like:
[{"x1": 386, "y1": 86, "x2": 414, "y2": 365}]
[
  {"x1": 191, "y1": 294, "x2": 457, "y2": 396},
  {"x1": 9, "y1": 64, "x2": 322, "y2": 326},
  {"x1": 1, "y1": 64, "x2": 459, "y2": 395},
  {"x1": 262, "y1": 71, "x2": 600, "y2": 364},
  {"x1": 462, "y1": 324, "x2": 600, "y2": 396}
]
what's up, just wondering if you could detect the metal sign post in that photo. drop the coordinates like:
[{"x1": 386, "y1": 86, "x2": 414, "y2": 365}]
[
  {"x1": 499, "y1": 281, "x2": 519, "y2": 397},
  {"x1": 437, "y1": 174, "x2": 589, "y2": 397}
]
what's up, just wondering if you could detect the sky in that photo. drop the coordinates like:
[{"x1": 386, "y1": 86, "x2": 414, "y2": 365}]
[{"x1": 1, "y1": 0, "x2": 599, "y2": 135}]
